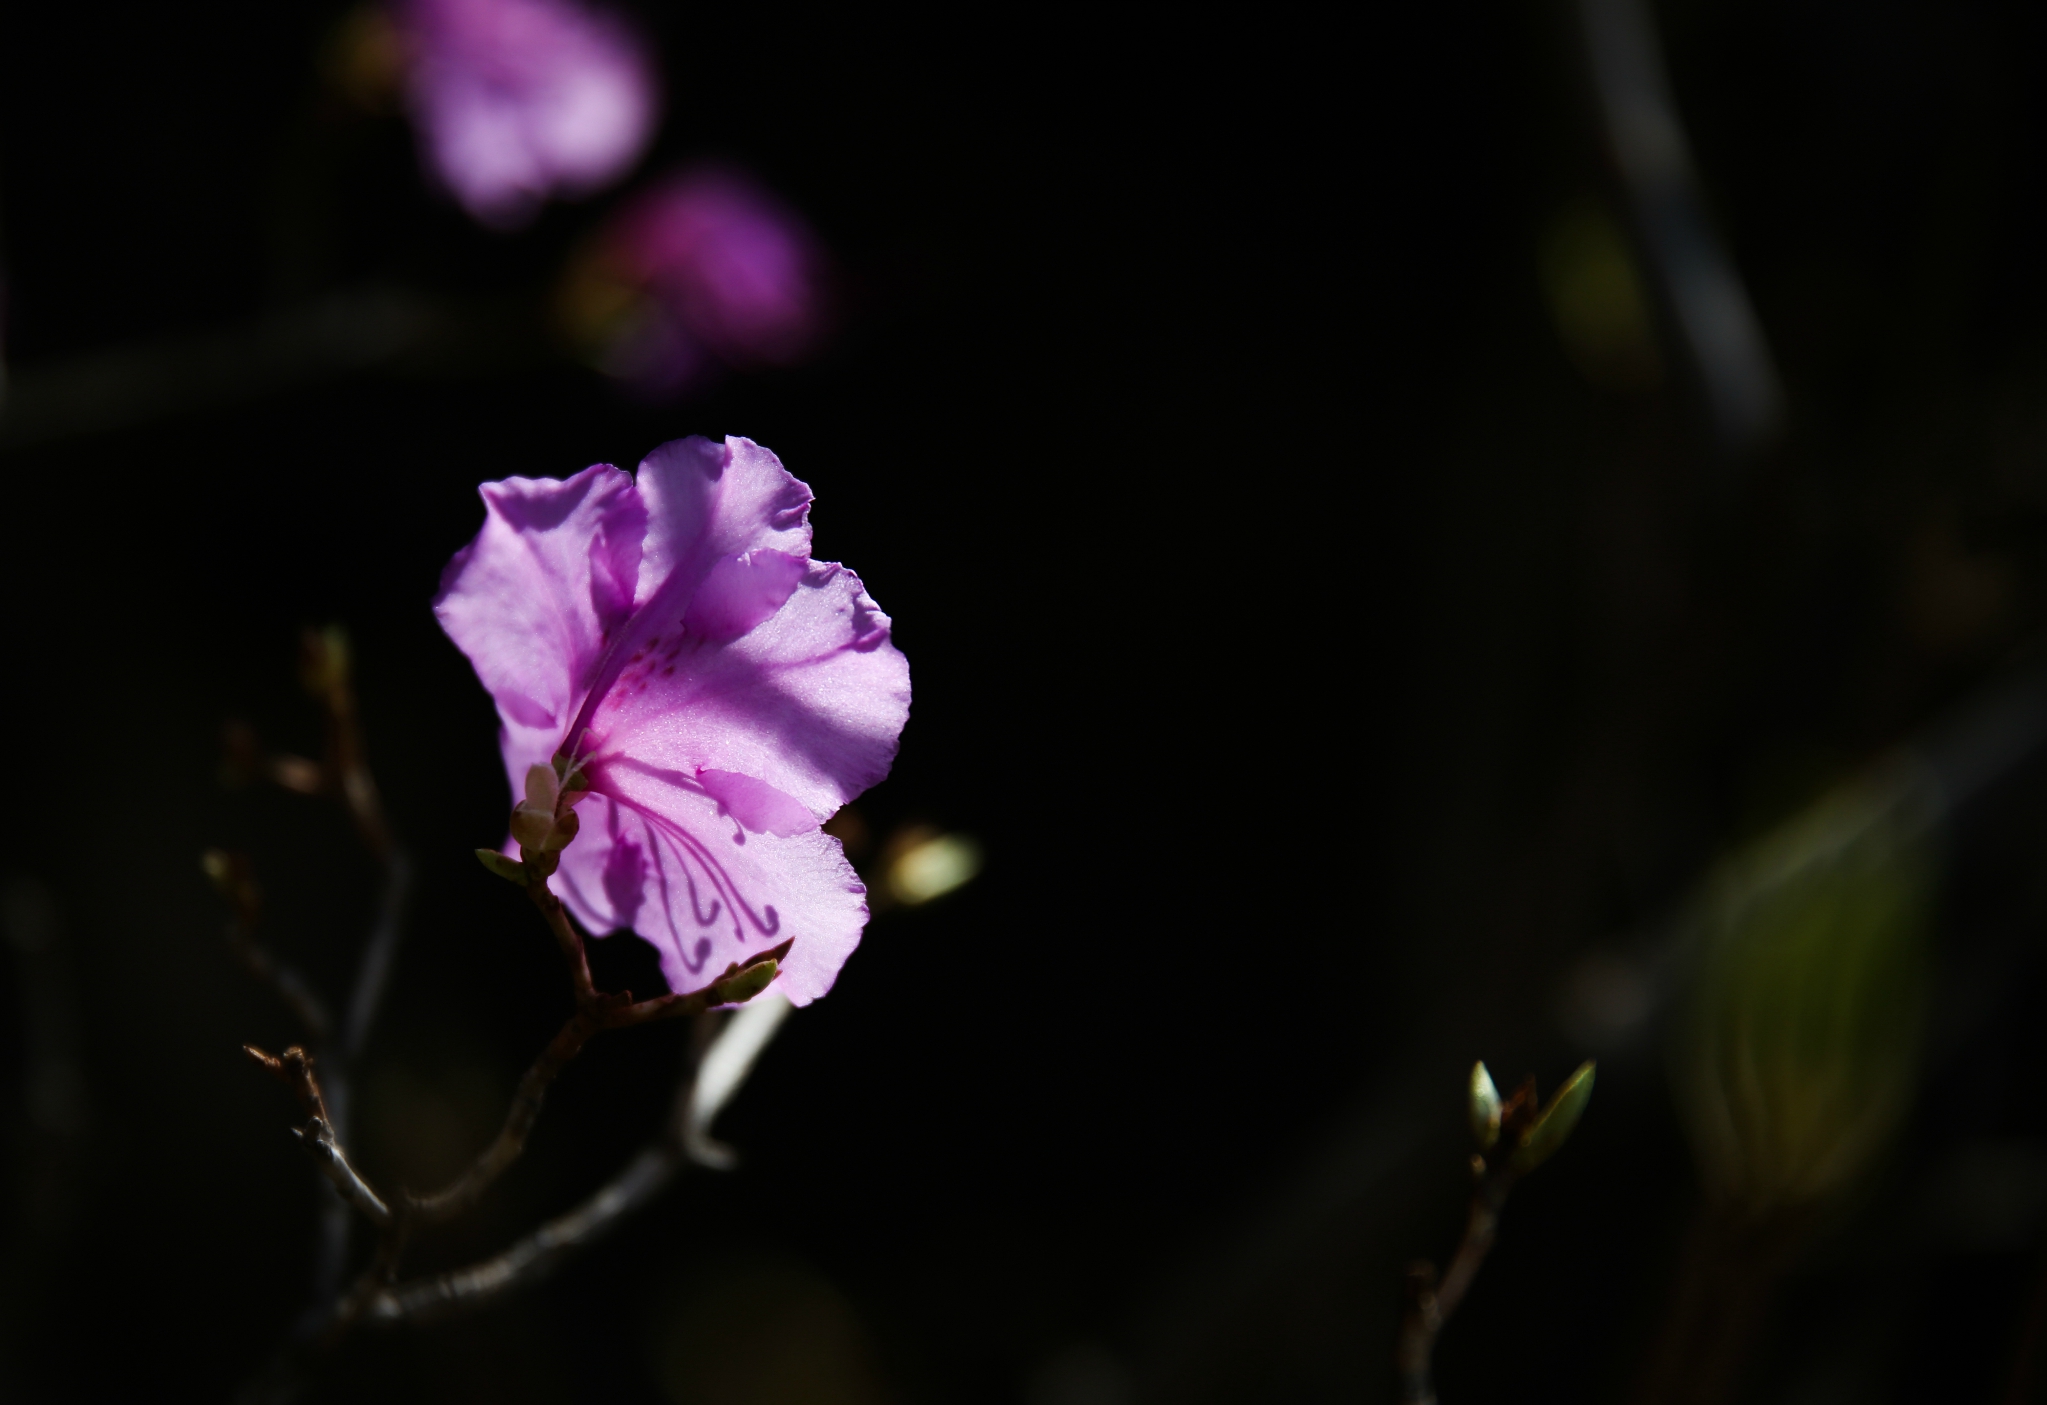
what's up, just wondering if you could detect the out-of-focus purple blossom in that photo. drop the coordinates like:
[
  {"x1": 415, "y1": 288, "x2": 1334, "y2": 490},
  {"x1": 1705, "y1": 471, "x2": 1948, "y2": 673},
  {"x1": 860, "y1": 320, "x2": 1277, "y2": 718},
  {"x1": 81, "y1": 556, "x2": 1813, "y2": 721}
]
[
  {"x1": 561, "y1": 168, "x2": 830, "y2": 397},
  {"x1": 395, "y1": 0, "x2": 659, "y2": 229},
  {"x1": 435, "y1": 436, "x2": 910, "y2": 1004}
]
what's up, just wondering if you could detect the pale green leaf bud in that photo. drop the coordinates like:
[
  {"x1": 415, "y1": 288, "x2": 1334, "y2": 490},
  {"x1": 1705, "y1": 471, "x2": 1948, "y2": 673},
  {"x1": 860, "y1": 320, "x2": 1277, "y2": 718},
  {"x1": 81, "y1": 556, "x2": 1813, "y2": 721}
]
[
  {"x1": 1469, "y1": 1061, "x2": 1502, "y2": 1152},
  {"x1": 475, "y1": 849, "x2": 528, "y2": 885},
  {"x1": 1512, "y1": 1061, "x2": 1596, "y2": 1173},
  {"x1": 510, "y1": 804, "x2": 555, "y2": 853},
  {"x1": 524, "y1": 762, "x2": 560, "y2": 814},
  {"x1": 712, "y1": 958, "x2": 779, "y2": 1006}
]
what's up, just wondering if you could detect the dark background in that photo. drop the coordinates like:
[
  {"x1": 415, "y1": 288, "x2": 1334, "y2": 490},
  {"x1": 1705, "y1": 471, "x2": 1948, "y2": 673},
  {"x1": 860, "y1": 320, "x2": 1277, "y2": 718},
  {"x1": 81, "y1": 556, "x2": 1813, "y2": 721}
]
[{"x1": 3, "y1": 3, "x2": 2047, "y2": 1402}]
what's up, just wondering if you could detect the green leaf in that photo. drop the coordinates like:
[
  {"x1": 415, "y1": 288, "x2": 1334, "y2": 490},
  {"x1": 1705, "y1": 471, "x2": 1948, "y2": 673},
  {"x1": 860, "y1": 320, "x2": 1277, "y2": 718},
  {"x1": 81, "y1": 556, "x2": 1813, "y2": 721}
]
[
  {"x1": 1512, "y1": 1060, "x2": 1595, "y2": 1172},
  {"x1": 475, "y1": 849, "x2": 528, "y2": 885},
  {"x1": 712, "y1": 959, "x2": 779, "y2": 1006},
  {"x1": 1469, "y1": 1061, "x2": 1501, "y2": 1151}
]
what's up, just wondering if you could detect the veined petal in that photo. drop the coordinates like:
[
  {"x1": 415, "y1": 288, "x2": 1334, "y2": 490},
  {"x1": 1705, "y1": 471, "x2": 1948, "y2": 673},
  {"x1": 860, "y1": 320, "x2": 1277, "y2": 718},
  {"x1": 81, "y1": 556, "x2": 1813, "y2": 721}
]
[
  {"x1": 588, "y1": 559, "x2": 910, "y2": 820},
  {"x1": 552, "y1": 785, "x2": 867, "y2": 1005},
  {"x1": 682, "y1": 548, "x2": 808, "y2": 643},
  {"x1": 434, "y1": 464, "x2": 645, "y2": 739},
  {"x1": 439, "y1": 435, "x2": 908, "y2": 1010},
  {"x1": 696, "y1": 769, "x2": 817, "y2": 837},
  {"x1": 634, "y1": 436, "x2": 813, "y2": 605}
]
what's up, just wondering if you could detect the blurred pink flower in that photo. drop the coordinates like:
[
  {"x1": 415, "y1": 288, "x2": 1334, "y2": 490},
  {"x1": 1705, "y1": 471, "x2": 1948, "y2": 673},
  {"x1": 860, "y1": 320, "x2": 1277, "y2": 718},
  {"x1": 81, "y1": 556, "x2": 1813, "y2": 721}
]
[
  {"x1": 435, "y1": 436, "x2": 909, "y2": 1004},
  {"x1": 576, "y1": 168, "x2": 830, "y2": 395},
  {"x1": 397, "y1": 0, "x2": 658, "y2": 229}
]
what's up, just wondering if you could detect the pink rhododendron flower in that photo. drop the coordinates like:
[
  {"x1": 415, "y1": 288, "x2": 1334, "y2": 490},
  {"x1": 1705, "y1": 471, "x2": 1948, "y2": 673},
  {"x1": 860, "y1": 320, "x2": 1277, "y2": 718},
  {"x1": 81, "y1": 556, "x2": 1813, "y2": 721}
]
[
  {"x1": 396, "y1": 0, "x2": 658, "y2": 229},
  {"x1": 585, "y1": 168, "x2": 829, "y2": 395},
  {"x1": 435, "y1": 437, "x2": 909, "y2": 1003}
]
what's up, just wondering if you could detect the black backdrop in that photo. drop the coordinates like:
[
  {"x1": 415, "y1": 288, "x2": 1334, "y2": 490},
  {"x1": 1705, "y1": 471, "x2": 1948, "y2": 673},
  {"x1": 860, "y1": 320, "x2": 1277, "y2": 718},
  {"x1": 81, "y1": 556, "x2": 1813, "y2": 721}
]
[
  {"x1": 10, "y1": 4, "x2": 2047, "y2": 1404},
  {"x1": 0, "y1": 7, "x2": 1390, "y2": 1402}
]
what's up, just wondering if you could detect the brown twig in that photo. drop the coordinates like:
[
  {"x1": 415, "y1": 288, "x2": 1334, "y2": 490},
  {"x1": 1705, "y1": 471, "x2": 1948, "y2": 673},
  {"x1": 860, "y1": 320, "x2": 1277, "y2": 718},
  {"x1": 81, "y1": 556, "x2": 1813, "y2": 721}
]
[
  {"x1": 224, "y1": 633, "x2": 798, "y2": 1395},
  {"x1": 300, "y1": 625, "x2": 393, "y2": 861},
  {"x1": 1395, "y1": 1077, "x2": 1542, "y2": 1405},
  {"x1": 341, "y1": 850, "x2": 410, "y2": 1062},
  {"x1": 242, "y1": 883, "x2": 791, "y2": 1291},
  {"x1": 403, "y1": 929, "x2": 792, "y2": 1224},
  {"x1": 402, "y1": 1010, "x2": 604, "y2": 1225},
  {"x1": 370, "y1": 1141, "x2": 683, "y2": 1323},
  {"x1": 527, "y1": 878, "x2": 598, "y2": 1006},
  {"x1": 205, "y1": 851, "x2": 332, "y2": 1042},
  {"x1": 361, "y1": 1005, "x2": 765, "y2": 1325},
  {"x1": 241, "y1": 965, "x2": 791, "y2": 1397},
  {"x1": 221, "y1": 630, "x2": 414, "y2": 1331},
  {"x1": 244, "y1": 1045, "x2": 390, "y2": 1228}
]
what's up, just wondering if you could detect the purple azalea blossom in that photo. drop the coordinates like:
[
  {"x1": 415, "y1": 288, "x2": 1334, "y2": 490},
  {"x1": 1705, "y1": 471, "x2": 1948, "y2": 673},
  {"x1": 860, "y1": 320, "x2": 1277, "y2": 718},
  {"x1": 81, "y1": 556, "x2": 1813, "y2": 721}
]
[
  {"x1": 597, "y1": 168, "x2": 829, "y2": 395},
  {"x1": 435, "y1": 436, "x2": 909, "y2": 1003},
  {"x1": 396, "y1": 0, "x2": 658, "y2": 229}
]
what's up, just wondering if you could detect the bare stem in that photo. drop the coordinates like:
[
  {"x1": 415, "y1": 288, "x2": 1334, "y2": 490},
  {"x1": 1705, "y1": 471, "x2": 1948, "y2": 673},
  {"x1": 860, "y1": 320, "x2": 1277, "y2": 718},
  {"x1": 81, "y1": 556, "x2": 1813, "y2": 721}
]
[
  {"x1": 360, "y1": 1004, "x2": 786, "y2": 1326},
  {"x1": 1395, "y1": 1076, "x2": 1544, "y2": 1405},
  {"x1": 402, "y1": 1011, "x2": 602, "y2": 1225},
  {"x1": 207, "y1": 850, "x2": 332, "y2": 1042},
  {"x1": 402, "y1": 915, "x2": 792, "y2": 1225},
  {"x1": 295, "y1": 1117, "x2": 392, "y2": 1227},
  {"x1": 229, "y1": 924, "x2": 333, "y2": 1043},
  {"x1": 1396, "y1": 1169, "x2": 1517, "y2": 1405},
  {"x1": 244, "y1": 1045, "x2": 390, "y2": 1228},
  {"x1": 368, "y1": 1143, "x2": 682, "y2": 1323},
  {"x1": 527, "y1": 880, "x2": 597, "y2": 1006},
  {"x1": 342, "y1": 849, "x2": 411, "y2": 1061}
]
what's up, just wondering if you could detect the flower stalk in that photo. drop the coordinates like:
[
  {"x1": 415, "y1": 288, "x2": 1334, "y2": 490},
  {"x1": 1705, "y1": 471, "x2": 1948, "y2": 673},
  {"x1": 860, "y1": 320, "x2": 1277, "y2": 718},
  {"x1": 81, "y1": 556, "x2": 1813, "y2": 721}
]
[{"x1": 1396, "y1": 1061, "x2": 1595, "y2": 1405}]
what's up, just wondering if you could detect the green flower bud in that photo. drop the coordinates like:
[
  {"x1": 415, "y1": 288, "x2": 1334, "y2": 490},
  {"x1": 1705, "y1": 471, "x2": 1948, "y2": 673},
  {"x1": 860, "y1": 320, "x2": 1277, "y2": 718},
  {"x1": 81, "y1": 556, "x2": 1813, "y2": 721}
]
[
  {"x1": 712, "y1": 958, "x2": 779, "y2": 1006},
  {"x1": 524, "y1": 762, "x2": 560, "y2": 814},
  {"x1": 510, "y1": 804, "x2": 555, "y2": 853}
]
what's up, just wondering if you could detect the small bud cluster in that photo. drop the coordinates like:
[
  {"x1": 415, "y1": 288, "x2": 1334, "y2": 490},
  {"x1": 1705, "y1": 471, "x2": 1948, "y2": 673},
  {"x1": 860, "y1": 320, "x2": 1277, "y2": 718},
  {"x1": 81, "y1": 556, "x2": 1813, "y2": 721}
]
[
  {"x1": 1469, "y1": 1059, "x2": 1595, "y2": 1176},
  {"x1": 479, "y1": 753, "x2": 593, "y2": 886}
]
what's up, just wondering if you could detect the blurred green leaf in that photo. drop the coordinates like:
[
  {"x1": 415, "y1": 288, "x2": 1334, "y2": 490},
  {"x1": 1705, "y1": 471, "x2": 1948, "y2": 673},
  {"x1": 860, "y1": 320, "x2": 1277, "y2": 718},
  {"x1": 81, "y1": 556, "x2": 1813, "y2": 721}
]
[
  {"x1": 1512, "y1": 1060, "x2": 1595, "y2": 1172},
  {"x1": 1676, "y1": 765, "x2": 1934, "y2": 1211}
]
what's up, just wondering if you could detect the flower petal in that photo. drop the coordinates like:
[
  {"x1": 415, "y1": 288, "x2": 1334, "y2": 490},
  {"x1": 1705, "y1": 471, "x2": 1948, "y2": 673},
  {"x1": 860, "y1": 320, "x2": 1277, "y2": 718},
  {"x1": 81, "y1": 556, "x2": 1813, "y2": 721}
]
[
  {"x1": 633, "y1": 436, "x2": 813, "y2": 605},
  {"x1": 401, "y1": 0, "x2": 660, "y2": 228},
  {"x1": 695, "y1": 769, "x2": 817, "y2": 837},
  {"x1": 682, "y1": 547, "x2": 807, "y2": 643},
  {"x1": 589, "y1": 559, "x2": 910, "y2": 821},
  {"x1": 552, "y1": 785, "x2": 866, "y2": 1005},
  {"x1": 434, "y1": 464, "x2": 645, "y2": 748}
]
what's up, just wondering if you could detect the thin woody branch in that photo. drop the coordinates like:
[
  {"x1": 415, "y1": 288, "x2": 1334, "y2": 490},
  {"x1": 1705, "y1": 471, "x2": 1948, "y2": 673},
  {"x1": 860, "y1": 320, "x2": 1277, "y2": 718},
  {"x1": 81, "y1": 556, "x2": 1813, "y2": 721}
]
[
  {"x1": 296, "y1": 1116, "x2": 392, "y2": 1228},
  {"x1": 220, "y1": 628, "x2": 415, "y2": 1337},
  {"x1": 244, "y1": 1044, "x2": 391, "y2": 1229},
  {"x1": 402, "y1": 933, "x2": 793, "y2": 1225},
  {"x1": 1395, "y1": 1064, "x2": 1595, "y2": 1405},
  {"x1": 1396, "y1": 1168, "x2": 1517, "y2": 1405},
  {"x1": 230, "y1": 931, "x2": 333, "y2": 1044},
  {"x1": 368, "y1": 1143, "x2": 680, "y2": 1323},
  {"x1": 341, "y1": 849, "x2": 411, "y2": 1061},
  {"x1": 527, "y1": 881, "x2": 597, "y2": 1006},
  {"x1": 401, "y1": 1010, "x2": 599, "y2": 1224},
  {"x1": 353, "y1": 988, "x2": 795, "y2": 1328},
  {"x1": 204, "y1": 850, "x2": 332, "y2": 1042},
  {"x1": 301, "y1": 625, "x2": 394, "y2": 860}
]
